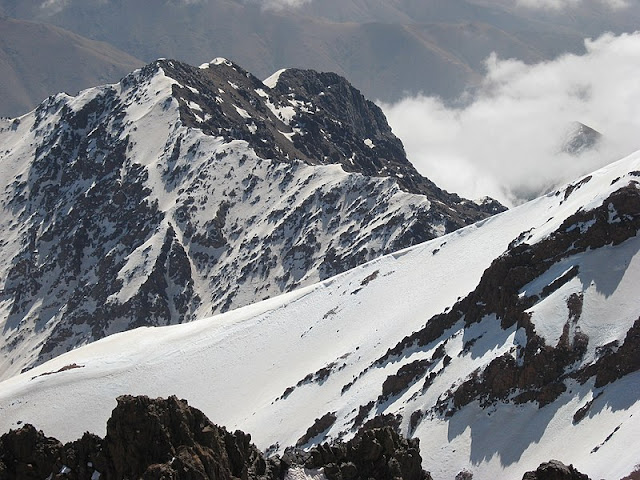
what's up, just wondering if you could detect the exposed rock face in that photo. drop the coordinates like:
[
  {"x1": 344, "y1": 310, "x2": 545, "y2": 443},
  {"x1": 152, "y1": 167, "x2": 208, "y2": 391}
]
[
  {"x1": 619, "y1": 466, "x2": 640, "y2": 480},
  {"x1": 0, "y1": 424, "x2": 64, "y2": 480},
  {"x1": 0, "y1": 395, "x2": 436, "y2": 480},
  {"x1": 105, "y1": 395, "x2": 281, "y2": 480},
  {"x1": 561, "y1": 122, "x2": 602, "y2": 157},
  {"x1": 0, "y1": 58, "x2": 502, "y2": 378},
  {"x1": 0, "y1": 395, "x2": 284, "y2": 480},
  {"x1": 296, "y1": 412, "x2": 337, "y2": 447},
  {"x1": 286, "y1": 426, "x2": 432, "y2": 480},
  {"x1": 522, "y1": 460, "x2": 591, "y2": 480},
  {"x1": 577, "y1": 317, "x2": 640, "y2": 388}
]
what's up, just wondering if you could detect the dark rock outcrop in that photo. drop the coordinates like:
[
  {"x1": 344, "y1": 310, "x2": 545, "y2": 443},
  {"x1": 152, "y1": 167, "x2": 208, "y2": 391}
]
[
  {"x1": 577, "y1": 317, "x2": 640, "y2": 388},
  {"x1": 522, "y1": 460, "x2": 591, "y2": 480},
  {"x1": 0, "y1": 395, "x2": 284, "y2": 480},
  {"x1": 104, "y1": 395, "x2": 281, "y2": 480},
  {"x1": 296, "y1": 412, "x2": 337, "y2": 447},
  {"x1": 619, "y1": 465, "x2": 640, "y2": 480},
  {"x1": 381, "y1": 359, "x2": 433, "y2": 400},
  {"x1": 0, "y1": 395, "x2": 438, "y2": 480},
  {"x1": 0, "y1": 424, "x2": 64, "y2": 480},
  {"x1": 297, "y1": 426, "x2": 432, "y2": 480}
]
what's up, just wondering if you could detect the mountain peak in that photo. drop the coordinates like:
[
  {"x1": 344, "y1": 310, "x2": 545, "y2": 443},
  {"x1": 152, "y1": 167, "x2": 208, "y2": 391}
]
[
  {"x1": 151, "y1": 58, "x2": 500, "y2": 214},
  {"x1": 0, "y1": 58, "x2": 499, "y2": 378},
  {"x1": 561, "y1": 121, "x2": 602, "y2": 156}
]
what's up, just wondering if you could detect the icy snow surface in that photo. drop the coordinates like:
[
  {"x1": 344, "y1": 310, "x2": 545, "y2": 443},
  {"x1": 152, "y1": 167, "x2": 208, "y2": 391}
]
[{"x1": 285, "y1": 467, "x2": 327, "y2": 480}]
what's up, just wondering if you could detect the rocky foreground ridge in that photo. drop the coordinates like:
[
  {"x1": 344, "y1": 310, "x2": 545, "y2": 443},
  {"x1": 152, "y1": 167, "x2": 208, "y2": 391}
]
[
  {"x1": 0, "y1": 395, "x2": 590, "y2": 480},
  {"x1": 0, "y1": 58, "x2": 501, "y2": 379}
]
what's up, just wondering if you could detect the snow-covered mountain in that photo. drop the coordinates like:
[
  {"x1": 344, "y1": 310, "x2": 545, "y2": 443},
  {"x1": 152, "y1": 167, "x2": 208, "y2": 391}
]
[
  {"x1": 561, "y1": 122, "x2": 603, "y2": 157},
  {"x1": 0, "y1": 150, "x2": 637, "y2": 479},
  {"x1": 0, "y1": 59, "x2": 498, "y2": 380}
]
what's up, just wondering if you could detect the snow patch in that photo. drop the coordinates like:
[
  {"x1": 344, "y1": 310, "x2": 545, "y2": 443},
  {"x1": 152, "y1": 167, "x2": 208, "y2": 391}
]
[
  {"x1": 255, "y1": 88, "x2": 269, "y2": 98},
  {"x1": 234, "y1": 105, "x2": 251, "y2": 119},
  {"x1": 187, "y1": 101, "x2": 202, "y2": 113},
  {"x1": 265, "y1": 100, "x2": 296, "y2": 125},
  {"x1": 199, "y1": 58, "x2": 233, "y2": 69},
  {"x1": 263, "y1": 69, "x2": 287, "y2": 89},
  {"x1": 285, "y1": 467, "x2": 327, "y2": 480}
]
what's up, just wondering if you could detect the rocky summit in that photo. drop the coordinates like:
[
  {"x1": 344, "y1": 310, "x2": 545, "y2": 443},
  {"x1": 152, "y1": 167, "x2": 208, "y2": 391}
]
[
  {"x1": 0, "y1": 394, "x2": 432, "y2": 480},
  {"x1": 0, "y1": 58, "x2": 500, "y2": 379},
  {"x1": 0, "y1": 395, "x2": 284, "y2": 480}
]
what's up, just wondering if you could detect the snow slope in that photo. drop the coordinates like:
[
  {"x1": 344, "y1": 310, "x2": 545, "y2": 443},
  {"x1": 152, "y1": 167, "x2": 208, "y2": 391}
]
[{"x1": 0, "y1": 151, "x2": 638, "y2": 478}]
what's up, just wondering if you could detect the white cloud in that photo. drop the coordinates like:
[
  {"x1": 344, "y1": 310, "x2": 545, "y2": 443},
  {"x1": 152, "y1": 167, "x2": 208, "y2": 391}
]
[
  {"x1": 267, "y1": 0, "x2": 310, "y2": 7},
  {"x1": 515, "y1": 0, "x2": 628, "y2": 10},
  {"x1": 40, "y1": 0, "x2": 70, "y2": 15},
  {"x1": 242, "y1": 0, "x2": 311, "y2": 11},
  {"x1": 168, "y1": 0, "x2": 209, "y2": 4},
  {"x1": 381, "y1": 32, "x2": 640, "y2": 207}
]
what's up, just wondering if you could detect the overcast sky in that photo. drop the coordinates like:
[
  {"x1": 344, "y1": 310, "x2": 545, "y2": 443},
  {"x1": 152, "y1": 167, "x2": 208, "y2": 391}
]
[{"x1": 381, "y1": 32, "x2": 640, "y2": 207}]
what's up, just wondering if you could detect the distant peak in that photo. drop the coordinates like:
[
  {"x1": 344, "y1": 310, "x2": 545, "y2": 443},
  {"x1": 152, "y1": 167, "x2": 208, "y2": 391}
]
[{"x1": 561, "y1": 121, "x2": 603, "y2": 156}]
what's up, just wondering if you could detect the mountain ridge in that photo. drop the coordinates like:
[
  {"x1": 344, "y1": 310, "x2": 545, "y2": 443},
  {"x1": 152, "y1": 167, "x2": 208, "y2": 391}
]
[{"x1": 0, "y1": 58, "x2": 498, "y2": 379}]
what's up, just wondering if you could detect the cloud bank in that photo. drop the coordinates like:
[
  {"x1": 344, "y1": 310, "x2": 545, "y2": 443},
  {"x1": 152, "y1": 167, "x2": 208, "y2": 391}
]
[
  {"x1": 39, "y1": 0, "x2": 311, "y2": 13},
  {"x1": 241, "y1": 0, "x2": 311, "y2": 11},
  {"x1": 515, "y1": 0, "x2": 628, "y2": 10},
  {"x1": 381, "y1": 32, "x2": 640, "y2": 206},
  {"x1": 266, "y1": 0, "x2": 311, "y2": 8}
]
